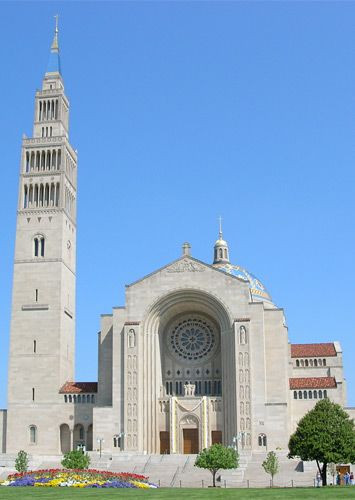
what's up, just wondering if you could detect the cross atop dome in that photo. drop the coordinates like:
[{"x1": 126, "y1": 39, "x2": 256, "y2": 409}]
[{"x1": 213, "y1": 216, "x2": 230, "y2": 264}]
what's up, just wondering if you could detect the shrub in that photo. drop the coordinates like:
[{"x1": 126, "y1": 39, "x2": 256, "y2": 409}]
[
  {"x1": 15, "y1": 450, "x2": 29, "y2": 473},
  {"x1": 262, "y1": 451, "x2": 279, "y2": 486},
  {"x1": 61, "y1": 450, "x2": 90, "y2": 469}
]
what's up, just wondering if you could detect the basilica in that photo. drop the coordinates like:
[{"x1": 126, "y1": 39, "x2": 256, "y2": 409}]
[{"x1": 0, "y1": 25, "x2": 352, "y2": 457}]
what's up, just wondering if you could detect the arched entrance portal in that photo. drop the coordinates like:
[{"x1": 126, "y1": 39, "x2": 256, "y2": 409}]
[
  {"x1": 180, "y1": 415, "x2": 199, "y2": 454},
  {"x1": 140, "y1": 288, "x2": 234, "y2": 454},
  {"x1": 60, "y1": 424, "x2": 70, "y2": 454},
  {"x1": 86, "y1": 424, "x2": 93, "y2": 451},
  {"x1": 73, "y1": 423, "x2": 84, "y2": 451}
]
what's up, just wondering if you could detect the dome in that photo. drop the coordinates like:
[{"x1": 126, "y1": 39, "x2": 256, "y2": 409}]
[
  {"x1": 215, "y1": 238, "x2": 228, "y2": 247},
  {"x1": 213, "y1": 262, "x2": 273, "y2": 303}
]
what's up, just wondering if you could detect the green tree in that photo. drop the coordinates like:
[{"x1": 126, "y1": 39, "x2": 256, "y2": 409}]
[
  {"x1": 195, "y1": 443, "x2": 238, "y2": 487},
  {"x1": 15, "y1": 450, "x2": 29, "y2": 473},
  {"x1": 288, "y1": 399, "x2": 355, "y2": 486},
  {"x1": 262, "y1": 451, "x2": 279, "y2": 486},
  {"x1": 61, "y1": 450, "x2": 90, "y2": 469}
]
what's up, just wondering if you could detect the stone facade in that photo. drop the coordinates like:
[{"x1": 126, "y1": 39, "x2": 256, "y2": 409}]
[{"x1": 4, "y1": 27, "x2": 351, "y2": 457}]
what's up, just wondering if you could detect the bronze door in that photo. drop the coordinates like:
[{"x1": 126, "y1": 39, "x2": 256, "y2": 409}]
[
  {"x1": 183, "y1": 429, "x2": 199, "y2": 454},
  {"x1": 160, "y1": 431, "x2": 170, "y2": 454},
  {"x1": 211, "y1": 430, "x2": 222, "y2": 444}
]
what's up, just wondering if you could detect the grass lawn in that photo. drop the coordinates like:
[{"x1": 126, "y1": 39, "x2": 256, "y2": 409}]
[{"x1": 0, "y1": 487, "x2": 354, "y2": 499}]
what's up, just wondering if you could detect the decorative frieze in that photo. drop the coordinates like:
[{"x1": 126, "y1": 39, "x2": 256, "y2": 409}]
[
  {"x1": 237, "y1": 323, "x2": 252, "y2": 449},
  {"x1": 166, "y1": 259, "x2": 205, "y2": 273},
  {"x1": 125, "y1": 325, "x2": 139, "y2": 450}
]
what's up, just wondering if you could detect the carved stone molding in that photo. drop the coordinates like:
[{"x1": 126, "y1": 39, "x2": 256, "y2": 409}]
[{"x1": 166, "y1": 260, "x2": 205, "y2": 273}]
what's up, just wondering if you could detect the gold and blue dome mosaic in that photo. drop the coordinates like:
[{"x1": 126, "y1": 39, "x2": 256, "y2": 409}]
[{"x1": 214, "y1": 263, "x2": 273, "y2": 303}]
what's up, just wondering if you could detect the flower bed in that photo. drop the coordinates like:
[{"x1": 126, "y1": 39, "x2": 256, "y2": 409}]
[{"x1": 0, "y1": 468, "x2": 158, "y2": 489}]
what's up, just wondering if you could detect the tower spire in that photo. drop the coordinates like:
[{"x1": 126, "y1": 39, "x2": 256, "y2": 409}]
[
  {"x1": 46, "y1": 15, "x2": 61, "y2": 76},
  {"x1": 213, "y1": 216, "x2": 230, "y2": 265},
  {"x1": 51, "y1": 14, "x2": 59, "y2": 51}
]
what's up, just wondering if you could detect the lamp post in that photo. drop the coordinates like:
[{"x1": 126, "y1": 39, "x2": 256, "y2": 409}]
[{"x1": 97, "y1": 437, "x2": 104, "y2": 458}]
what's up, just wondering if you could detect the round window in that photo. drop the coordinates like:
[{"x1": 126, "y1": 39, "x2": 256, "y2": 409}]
[{"x1": 167, "y1": 315, "x2": 218, "y2": 363}]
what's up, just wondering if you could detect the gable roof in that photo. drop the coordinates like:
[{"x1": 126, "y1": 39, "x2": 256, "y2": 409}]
[
  {"x1": 126, "y1": 255, "x2": 248, "y2": 288},
  {"x1": 291, "y1": 343, "x2": 336, "y2": 358}
]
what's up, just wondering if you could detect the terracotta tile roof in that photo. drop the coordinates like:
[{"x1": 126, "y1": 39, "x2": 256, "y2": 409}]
[
  {"x1": 289, "y1": 377, "x2": 336, "y2": 389},
  {"x1": 59, "y1": 382, "x2": 98, "y2": 394},
  {"x1": 291, "y1": 343, "x2": 336, "y2": 358}
]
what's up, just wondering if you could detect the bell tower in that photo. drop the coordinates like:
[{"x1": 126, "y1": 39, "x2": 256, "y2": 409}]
[
  {"x1": 6, "y1": 20, "x2": 77, "y2": 453},
  {"x1": 213, "y1": 217, "x2": 230, "y2": 265}
]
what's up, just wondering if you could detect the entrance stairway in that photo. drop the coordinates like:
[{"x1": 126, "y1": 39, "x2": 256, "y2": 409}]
[{"x1": 0, "y1": 451, "x2": 319, "y2": 487}]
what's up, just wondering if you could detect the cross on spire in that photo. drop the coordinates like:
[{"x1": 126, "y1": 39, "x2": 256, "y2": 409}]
[
  {"x1": 218, "y1": 215, "x2": 223, "y2": 239},
  {"x1": 51, "y1": 14, "x2": 59, "y2": 51}
]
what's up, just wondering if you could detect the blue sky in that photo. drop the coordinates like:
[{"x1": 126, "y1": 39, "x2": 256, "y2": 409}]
[{"x1": 0, "y1": 1, "x2": 354, "y2": 408}]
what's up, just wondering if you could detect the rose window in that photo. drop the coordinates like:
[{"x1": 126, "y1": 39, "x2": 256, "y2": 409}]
[{"x1": 167, "y1": 316, "x2": 217, "y2": 362}]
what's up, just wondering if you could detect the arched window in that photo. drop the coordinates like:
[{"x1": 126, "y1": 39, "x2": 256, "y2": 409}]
[
  {"x1": 91, "y1": 394, "x2": 95, "y2": 403},
  {"x1": 303, "y1": 390, "x2": 307, "y2": 399},
  {"x1": 313, "y1": 390, "x2": 317, "y2": 399},
  {"x1": 308, "y1": 390, "x2": 312, "y2": 399},
  {"x1": 73, "y1": 395, "x2": 76, "y2": 403},
  {"x1": 78, "y1": 395, "x2": 81, "y2": 403},
  {"x1": 258, "y1": 434, "x2": 267, "y2": 447},
  {"x1": 305, "y1": 359, "x2": 309, "y2": 367},
  {"x1": 314, "y1": 359, "x2": 318, "y2": 367},
  {"x1": 64, "y1": 395, "x2": 68, "y2": 403},
  {"x1": 323, "y1": 390, "x2": 327, "y2": 398},
  {"x1": 34, "y1": 238, "x2": 39, "y2": 257},
  {"x1": 219, "y1": 248, "x2": 223, "y2": 258},
  {"x1": 34, "y1": 235, "x2": 45, "y2": 258},
  {"x1": 310, "y1": 359, "x2": 313, "y2": 367},
  {"x1": 296, "y1": 360, "x2": 299, "y2": 367},
  {"x1": 68, "y1": 395, "x2": 72, "y2": 403},
  {"x1": 29, "y1": 425, "x2": 37, "y2": 444},
  {"x1": 318, "y1": 390, "x2": 323, "y2": 399},
  {"x1": 294, "y1": 391, "x2": 297, "y2": 399},
  {"x1": 24, "y1": 185, "x2": 28, "y2": 208},
  {"x1": 79, "y1": 426, "x2": 84, "y2": 440},
  {"x1": 25, "y1": 152, "x2": 30, "y2": 172},
  {"x1": 298, "y1": 391, "x2": 302, "y2": 399},
  {"x1": 323, "y1": 359, "x2": 326, "y2": 366}
]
